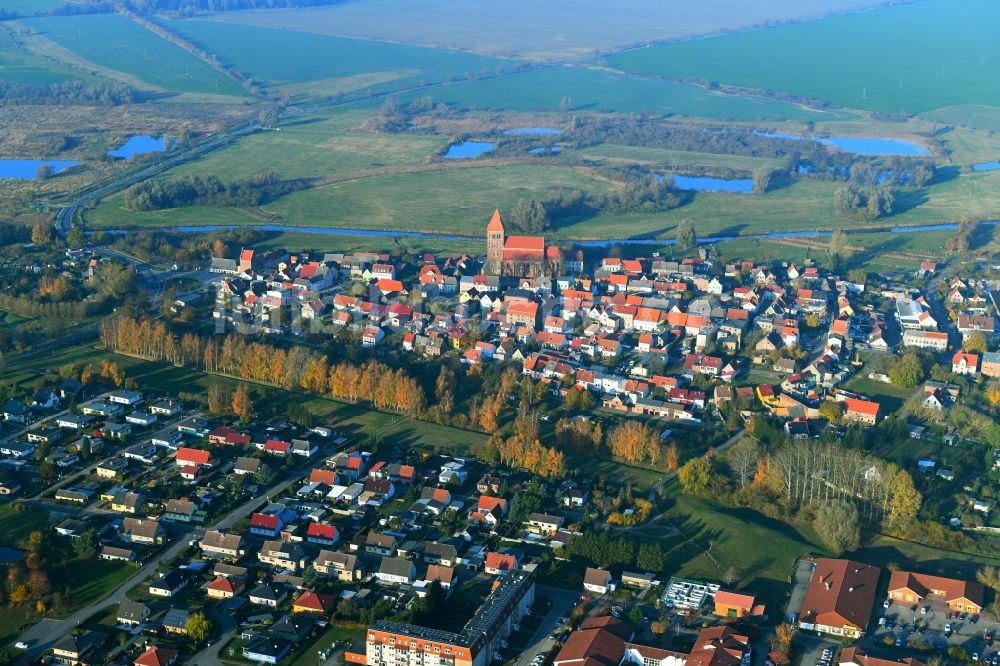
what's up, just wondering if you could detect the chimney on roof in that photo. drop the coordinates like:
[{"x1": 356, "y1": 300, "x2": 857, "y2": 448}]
[
  {"x1": 848, "y1": 586, "x2": 856, "y2": 592},
  {"x1": 824, "y1": 582, "x2": 831, "y2": 590}
]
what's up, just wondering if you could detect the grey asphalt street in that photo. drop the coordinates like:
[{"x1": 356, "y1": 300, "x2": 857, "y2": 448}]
[{"x1": 15, "y1": 468, "x2": 309, "y2": 666}]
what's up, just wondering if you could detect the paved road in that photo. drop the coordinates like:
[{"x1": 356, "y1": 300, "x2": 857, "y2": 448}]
[
  {"x1": 510, "y1": 586, "x2": 581, "y2": 666},
  {"x1": 14, "y1": 467, "x2": 309, "y2": 666},
  {"x1": 54, "y1": 125, "x2": 258, "y2": 236}
]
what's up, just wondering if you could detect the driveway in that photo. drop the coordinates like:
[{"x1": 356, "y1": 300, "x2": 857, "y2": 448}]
[
  {"x1": 785, "y1": 559, "x2": 815, "y2": 622},
  {"x1": 509, "y1": 585, "x2": 580, "y2": 666}
]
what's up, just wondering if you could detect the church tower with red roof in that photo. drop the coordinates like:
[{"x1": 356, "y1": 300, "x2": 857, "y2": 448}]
[{"x1": 486, "y1": 208, "x2": 505, "y2": 275}]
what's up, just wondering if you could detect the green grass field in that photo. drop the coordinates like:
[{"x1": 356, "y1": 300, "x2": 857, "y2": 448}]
[
  {"x1": 3, "y1": 0, "x2": 65, "y2": 15},
  {"x1": 209, "y1": 0, "x2": 883, "y2": 62},
  {"x1": 920, "y1": 105, "x2": 1000, "y2": 133},
  {"x1": 87, "y1": 162, "x2": 620, "y2": 233},
  {"x1": 413, "y1": 66, "x2": 853, "y2": 121},
  {"x1": 168, "y1": 109, "x2": 448, "y2": 181},
  {"x1": 21, "y1": 14, "x2": 247, "y2": 98},
  {"x1": 156, "y1": 18, "x2": 513, "y2": 100},
  {"x1": 0, "y1": 28, "x2": 83, "y2": 84},
  {"x1": 0, "y1": 505, "x2": 50, "y2": 546},
  {"x1": 86, "y1": 164, "x2": 1000, "y2": 244},
  {"x1": 573, "y1": 144, "x2": 786, "y2": 170},
  {"x1": 662, "y1": 481, "x2": 826, "y2": 608},
  {"x1": 606, "y1": 0, "x2": 1000, "y2": 115},
  {"x1": 840, "y1": 374, "x2": 915, "y2": 415},
  {"x1": 61, "y1": 560, "x2": 134, "y2": 614}
]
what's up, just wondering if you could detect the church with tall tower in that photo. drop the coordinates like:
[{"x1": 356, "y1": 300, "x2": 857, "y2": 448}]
[{"x1": 484, "y1": 209, "x2": 561, "y2": 277}]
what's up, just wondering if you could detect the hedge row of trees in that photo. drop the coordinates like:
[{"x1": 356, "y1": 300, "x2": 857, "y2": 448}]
[
  {"x1": 562, "y1": 530, "x2": 667, "y2": 572},
  {"x1": 0, "y1": 293, "x2": 106, "y2": 321},
  {"x1": 123, "y1": 173, "x2": 304, "y2": 211},
  {"x1": 99, "y1": 316, "x2": 428, "y2": 415},
  {"x1": 0, "y1": 80, "x2": 134, "y2": 106}
]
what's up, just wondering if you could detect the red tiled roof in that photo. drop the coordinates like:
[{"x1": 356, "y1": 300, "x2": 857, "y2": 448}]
[
  {"x1": 250, "y1": 513, "x2": 279, "y2": 530},
  {"x1": 800, "y1": 558, "x2": 880, "y2": 631},
  {"x1": 176, "y1": 447, "x2": 211, "y2": 465},
  {"x1": 135, "y1": 646, "x2": 178, "y2": 666},
  {"x1": 293, "y1": 591, "x2": 335, "y2": 613},
  {"x1": 309, "y1": 468, "x2": 336, "y2": 485},
  {"x1": 844, "y1": 398, "x2": 880, "y2": 417},
  {"x1": 307, "y1": 523, "x2": 338, "y2": 540},
  {"x1": 487, "y1": 208, "x2": 505, "y2": 232},
  {"x1": 485, "y1": 552, "x2": 516, "y2": 571}
]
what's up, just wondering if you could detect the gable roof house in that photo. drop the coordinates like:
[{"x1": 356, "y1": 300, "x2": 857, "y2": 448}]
[
  {"x1": 887, "y1": 571, "x2": 984, "y2": 614},
  {"x1": 798, "y1": 558, "x2": 881, "y2": 638},
  {"x1": 201, "y1": 530, "x2": 246, "y2": 561},
  {"x1": 149, "y1": 570, "x2": 189, "y2": 598},
  {"x1": 376, "y1": 556, "x2": 417, "y2": 585},
  {"x1": 314, "y1": 550, "x2": 362, "y2": 582},
  {"x1": 206, "y1": 575, "x2": 245, "y2": 600}
]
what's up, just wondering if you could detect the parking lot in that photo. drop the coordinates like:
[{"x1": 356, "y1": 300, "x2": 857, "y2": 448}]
[
  {"x1": 868, "y1": 597, "x2": 998, "y2": 662},
  {"x1": 799, "y1": 635, "x2": 841, "y2": 666}
]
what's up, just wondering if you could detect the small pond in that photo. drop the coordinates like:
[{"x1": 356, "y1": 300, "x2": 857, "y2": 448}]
[
  {"x1": 442, "y1": 141, "x2": 494, "y2": 159},
  {"x1": 0, "y1": 159, "x2": 79, "y2": 180},
  {"x1": 0, "y1": 546, "x2": 26, "y2": 564},
  {"x1": 974, "y1": 162, "x2": 1000, "y2": 172},
  {"x1": 107, "y1": 135, "x2": 169, "y2": 160},
  {"x1": 529, "y1": 146, "x2": 561, "y2": 154},
  {"x1": 754, "y1": 130, "x2": 930, "y2": 156},
  {"x1": 505, "y1": 127, "x2": 562, "y2": 135},
  {"x1": 664, "y1": 174, "x2": 753, "y2": 193}
]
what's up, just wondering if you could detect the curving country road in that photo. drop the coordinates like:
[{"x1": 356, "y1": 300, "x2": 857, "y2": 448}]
[{"x1": 54, "y1": 123, "x2": 259, "y2": 236}]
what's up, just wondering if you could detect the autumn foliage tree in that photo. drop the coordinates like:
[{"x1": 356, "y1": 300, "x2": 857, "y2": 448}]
[
  {"x1": 231, "y1": 384, "x2": 254, "y2": 422},
  {"x1": 607, "y1": 421, "x2": 658, "y2": 464},
  {"x1": 101, "y1": 316, "x2": 427, "y2": 415}
]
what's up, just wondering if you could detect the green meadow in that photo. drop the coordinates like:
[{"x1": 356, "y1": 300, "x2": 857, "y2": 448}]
[
  {"x1": 607, "y1": 0, "x2": 1000, "y2": 114},
  {"x1": 166, "y1": 109, "x2": 449, "y2": 181},
  {"x1": 0, "y1": 27, "x2": 83, "y2": 84},
  {"x1": 155, "y1": 18, "x2": 514, "y2": 100},
  {"x1": 408, "y1": 66, "x2": 853, "y2": 121},
  {"x1": 22, "y1": 14, "x2": 247, "y2": 97},
  {"x1": 86, "y1": 159, "x2": 1000, "y2": 243}
]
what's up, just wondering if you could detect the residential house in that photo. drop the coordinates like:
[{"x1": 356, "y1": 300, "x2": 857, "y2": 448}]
[
  {"x1": 583, "y1": 567, "x2": 613, "y2": 595},
  {"x1": 314, "y1": 551, "x2": 362, "y2": 582},
  {"x1": 249, "y1": 583, "x2": 287, "y2": 607},
  {"x1": 116, "y1": 600, "x2": 149, "y2": 627},
  {"x1": 484, "y1": 551, "x2": 521, "y2": 575},
  {"x1": 201, "y1": 531, "x2": 245, "y2": 561},
  {"x1": 305, "y1": 522, "x2": 340, "y2": 547},
  {"x1": 842, "y1": 398, "x2": 880, "y2": 426},
  {"x1": 952, "y1": 352, "x2": 980, "y2": 376},
  {"x1": 120, "y1": 517, "x2": 164, "y2": 545},
  {"x1": 51, "y1": 632, "x2": 104, "y2": 666},
  {"x1": 292, "y1": 591, "x2": 336, "y2": 615},
  {"x1": 206, "y1": 576, "x2": 244, "y2": 600},
  {"x1": 258, "y1": 540, "x2": 308, "y2": 573},
  {"x1": 135, "y1": 646, "x2": 179, "y2": 666},
  {"x1": 525, "y1": 513, "x2": 564, "y2": 536},
  {"x1": 376, "y1": 556, "x2": 416, "y2": 585},
  {"x1": 243, "y1": 637, "x2": 292, "y2": 665},
  {"x1": 162, "y1": 608, "x2": 189, "y2": 636},
  {"x1": 149, "y1": 570, "x2": 188, "y2": 598},
  {"x1": 887, "y1": 571, "x2": 984, "y2": 614},
  {"x1": 175, "y1": 447, "x2": 215, "y2": 468}
]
